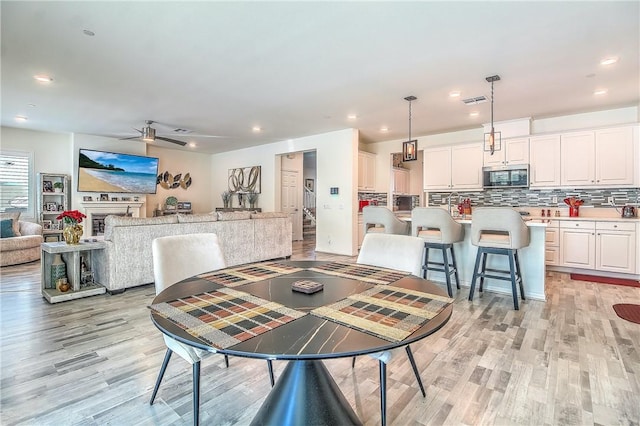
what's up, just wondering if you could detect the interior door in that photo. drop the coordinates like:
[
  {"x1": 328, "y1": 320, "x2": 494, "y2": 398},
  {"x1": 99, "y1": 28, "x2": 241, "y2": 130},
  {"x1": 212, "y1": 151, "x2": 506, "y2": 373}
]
[{"x1": 281, "y1": 169, "x2": 302, "y2": 241}]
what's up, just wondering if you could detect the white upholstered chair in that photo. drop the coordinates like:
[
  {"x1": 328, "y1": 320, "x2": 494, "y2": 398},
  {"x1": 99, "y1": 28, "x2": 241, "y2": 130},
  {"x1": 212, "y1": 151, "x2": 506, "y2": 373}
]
[
  {"x1": 149, "y1": 233, "x2": 274, "y2": 425},
  {"x1": 355, "y1": 233, "x2": 427, "y2": 424},
  {"x1": 411, "y1": 207, "x2": 464, "y2": 297},
  {"x1": 362, "y1": 205, "x2": 410, "y2": 236},
  {"x1": 468, "y1": 208, "x2": 530, "y2": 310}
]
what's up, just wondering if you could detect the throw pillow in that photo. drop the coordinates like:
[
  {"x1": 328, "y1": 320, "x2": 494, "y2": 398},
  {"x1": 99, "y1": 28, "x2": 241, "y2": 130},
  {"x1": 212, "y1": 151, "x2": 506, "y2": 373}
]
[
  {"x1": 0, "y1": 212, "x2": 21, "y2": 236},
  {"x1": 0, "y1": 219, "x2": 15, "y2": 238}
]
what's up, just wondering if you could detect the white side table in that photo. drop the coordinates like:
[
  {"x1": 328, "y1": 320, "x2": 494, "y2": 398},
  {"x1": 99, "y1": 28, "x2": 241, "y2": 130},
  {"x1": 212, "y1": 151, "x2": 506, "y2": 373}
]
[{"x1": 41, "y1": 241, "x2": 107, "y2": 303}]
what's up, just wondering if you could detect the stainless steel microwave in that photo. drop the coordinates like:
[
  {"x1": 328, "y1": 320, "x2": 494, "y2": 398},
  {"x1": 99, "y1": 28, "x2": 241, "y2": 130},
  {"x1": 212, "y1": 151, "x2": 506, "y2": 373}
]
[{"x1": 482, "y1": 164, "x2": 529, "y2": 189}]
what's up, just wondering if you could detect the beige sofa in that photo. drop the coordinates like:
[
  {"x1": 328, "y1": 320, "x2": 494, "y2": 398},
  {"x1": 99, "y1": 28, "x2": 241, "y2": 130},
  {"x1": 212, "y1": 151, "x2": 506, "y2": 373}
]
[
  {"x1": 93, "y1": 211, "x2": 292, "y2": 293},
  {"x1": 0, "y1": 219, "x2": 44, "y2": 267}
]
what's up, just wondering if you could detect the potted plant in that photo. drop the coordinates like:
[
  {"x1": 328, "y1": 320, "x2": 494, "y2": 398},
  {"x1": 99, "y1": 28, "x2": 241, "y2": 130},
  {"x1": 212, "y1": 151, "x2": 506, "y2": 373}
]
[
  {"x1": 53, "y1": 182, "x2": 64, "y2": 193},
  {"x1": 247, "y1": 191, "x2": 259, "y2": 209},
  {"x1": 221, "y1": 191, "x2": 232, "y2": 209}
]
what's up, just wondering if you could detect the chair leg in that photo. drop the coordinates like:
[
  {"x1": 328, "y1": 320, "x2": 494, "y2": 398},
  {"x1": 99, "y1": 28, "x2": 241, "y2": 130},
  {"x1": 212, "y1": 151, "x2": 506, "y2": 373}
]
[
  {"x1": 514, "y1": 250, "x2": 525, "y2": 300},
  {"x1": 405, "y1": 345, "x2": 426, "y2": 397},
  {"x1": 422, "y1": 246, "x2": 430, "y2": 279},
  {"x1": 508, "y1": 250, "x2": 519, "y2": 310},
  {"x1": 379, "y1": 360, "x2": 387, "y2": 426},
  {"x1": 352, "y1": 356, "x2": 356, "y2": 368},
  {"x1": 267, "y1": 360, "x2": 275, "y2": 387},
  {"x1": 468, "y1": 248, "x2": 483, "y2": 301},
  {"x1": 441, "y1": 246, "x2": 453, "y2": 297},
  {"x1": 479, "y1": 251, "x2": 488, "y2": 293},
  {"x1": 193, "y1": 361, "x2": 201, "y2": 426},
  {"x1": 150, "y1": 348, "x2": 173, "y2": 405},
  {"x1": 224, "y1": 354, "x2": 229, "y2": 368},
  {"x1": 449, "y1": 245, "x2": 460, "y2": 290}
]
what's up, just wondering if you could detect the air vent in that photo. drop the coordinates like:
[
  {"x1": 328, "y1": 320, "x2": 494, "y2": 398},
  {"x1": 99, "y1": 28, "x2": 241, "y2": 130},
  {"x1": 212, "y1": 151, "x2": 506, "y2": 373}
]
[
  {"x1": 462, "y1": 96, "x2": 487, "y2": 105},
  {"x1": 172, "y1": 128, "x2": 192, "y2": 134}
]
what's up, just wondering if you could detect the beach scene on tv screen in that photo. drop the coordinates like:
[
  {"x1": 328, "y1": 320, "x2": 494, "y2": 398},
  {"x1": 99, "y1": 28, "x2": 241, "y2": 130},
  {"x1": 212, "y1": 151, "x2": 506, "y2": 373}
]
[{"x1": 78, "y1": 150, "x2": 158, "y2": 193}]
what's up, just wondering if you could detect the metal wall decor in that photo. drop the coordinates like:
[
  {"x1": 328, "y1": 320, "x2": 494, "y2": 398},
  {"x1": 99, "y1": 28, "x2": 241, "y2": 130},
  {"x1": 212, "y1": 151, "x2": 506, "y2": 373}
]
[
  {"x1": 157, "y1": 171, "x2": 192, "y2": 190},
  {"x1": 228, "y1": 166, "x2": 261, "y2": 193}
]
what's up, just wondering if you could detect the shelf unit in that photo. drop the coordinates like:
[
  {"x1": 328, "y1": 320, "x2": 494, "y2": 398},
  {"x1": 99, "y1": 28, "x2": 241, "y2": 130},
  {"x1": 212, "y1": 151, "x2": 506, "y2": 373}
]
[
  {"x1": 41, "y1": 241, "x2": 106, "y2": 303},
  {"x1": 37, "y1": 173, "x2": 71, "y2": 242}
]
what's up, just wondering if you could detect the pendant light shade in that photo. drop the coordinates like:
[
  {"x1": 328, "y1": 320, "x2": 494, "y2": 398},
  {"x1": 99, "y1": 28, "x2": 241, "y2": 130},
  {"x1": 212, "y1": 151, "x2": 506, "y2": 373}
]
[
  {"x1": 142, "y1": 125, "x2": 156, "y2": 142},
  {"x1": 402, "y1": 95, "x2": 417, "y2": 162},
  {"x1": 484, "y1": 75, "x2": 501, "y2": 155}
]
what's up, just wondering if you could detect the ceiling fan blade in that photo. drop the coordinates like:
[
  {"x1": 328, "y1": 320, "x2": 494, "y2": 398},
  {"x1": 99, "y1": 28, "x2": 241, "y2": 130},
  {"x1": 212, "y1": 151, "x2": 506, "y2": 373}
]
[
  {"x1": 119, "y1": 136, "x2": 143, "y2": 140},
  {"x1": 155, "y1": 136, "x2": 187, "y2": 146}
]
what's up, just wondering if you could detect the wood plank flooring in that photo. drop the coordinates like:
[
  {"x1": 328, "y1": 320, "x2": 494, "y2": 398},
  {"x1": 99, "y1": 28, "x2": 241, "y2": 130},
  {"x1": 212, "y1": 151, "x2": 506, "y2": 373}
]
[{"x1": 1, "y1": 239, "x2": 639, "y2": 425}]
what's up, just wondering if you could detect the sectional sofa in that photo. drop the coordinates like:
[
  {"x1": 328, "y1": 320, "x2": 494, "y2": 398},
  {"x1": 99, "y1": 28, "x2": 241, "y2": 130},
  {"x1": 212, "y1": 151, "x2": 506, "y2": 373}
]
[
  {"x1": 93, "y1": 211, "x2": 292, "y2": 293},
  {"x1": 0, "y1": 213, "x2": 43, "y2": 267}
]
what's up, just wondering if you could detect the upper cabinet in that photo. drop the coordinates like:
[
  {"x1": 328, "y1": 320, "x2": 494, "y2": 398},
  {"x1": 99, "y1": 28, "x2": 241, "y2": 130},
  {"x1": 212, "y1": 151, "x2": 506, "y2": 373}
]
[
  {"x1": 483, "y1": 137, "x2": 529, "y2": 167},
  {"x1": 561, "y1": 126, "x2": 636, "y2": 187},
  {"x1": 529, "y1": 135, "x2": 561, "y2": 187},
  {"x1": 358, "y1": 151, "x2": 376, "y2": 191},
  {"x1": 392, "y1": 168, "x2": 410, "y2": 194},
  {"x1": 424, "y1": 143, "x2": 483, "y2": 191}
]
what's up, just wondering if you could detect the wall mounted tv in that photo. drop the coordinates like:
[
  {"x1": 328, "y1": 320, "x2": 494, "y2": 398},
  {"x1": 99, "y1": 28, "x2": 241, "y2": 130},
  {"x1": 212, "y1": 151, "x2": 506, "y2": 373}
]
[{"x1": 77, "y1": 149, "x2": 159, "y2": 194}]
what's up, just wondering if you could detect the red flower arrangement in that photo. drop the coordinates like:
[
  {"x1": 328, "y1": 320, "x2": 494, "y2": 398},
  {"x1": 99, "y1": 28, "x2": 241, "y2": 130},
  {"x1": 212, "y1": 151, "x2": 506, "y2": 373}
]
[{"x1": 56, "y1": 210, "x2": 87, "y2": 225}]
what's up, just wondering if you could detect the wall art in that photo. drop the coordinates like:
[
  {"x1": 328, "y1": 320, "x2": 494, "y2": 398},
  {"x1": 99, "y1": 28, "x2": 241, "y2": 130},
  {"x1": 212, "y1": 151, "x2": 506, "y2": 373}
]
[{"x1": 228, "y1": 166, "x2": 261, "y2": 193}]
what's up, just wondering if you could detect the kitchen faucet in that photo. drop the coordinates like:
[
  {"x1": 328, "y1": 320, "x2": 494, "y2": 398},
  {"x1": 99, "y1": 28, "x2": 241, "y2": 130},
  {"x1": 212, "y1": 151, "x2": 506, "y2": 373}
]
[{"x1": 447, "y1": 192, "x2": 461, "y2": 215}]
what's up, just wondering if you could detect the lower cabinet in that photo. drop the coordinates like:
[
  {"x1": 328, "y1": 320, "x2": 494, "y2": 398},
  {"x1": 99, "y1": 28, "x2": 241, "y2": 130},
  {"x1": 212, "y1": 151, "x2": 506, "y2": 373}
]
[
  {"x1": 545, "y1": 220, "x2": 560, "y2": 266},
  {"x1": 559, "y1": 220, "x2": 637, "y2": 274}
]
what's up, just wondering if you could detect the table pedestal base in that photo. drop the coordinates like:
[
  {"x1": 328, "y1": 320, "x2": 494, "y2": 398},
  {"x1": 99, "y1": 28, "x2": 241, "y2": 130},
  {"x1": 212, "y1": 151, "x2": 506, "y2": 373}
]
[{"x1": 250, "y1": 360, "x2": 361, "y2": 426}]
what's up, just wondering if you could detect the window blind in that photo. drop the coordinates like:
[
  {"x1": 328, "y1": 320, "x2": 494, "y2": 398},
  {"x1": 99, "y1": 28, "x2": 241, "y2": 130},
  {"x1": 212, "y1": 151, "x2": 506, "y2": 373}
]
[{"x1": 0, "y1": 151, "x2": 32, "y2": 214}]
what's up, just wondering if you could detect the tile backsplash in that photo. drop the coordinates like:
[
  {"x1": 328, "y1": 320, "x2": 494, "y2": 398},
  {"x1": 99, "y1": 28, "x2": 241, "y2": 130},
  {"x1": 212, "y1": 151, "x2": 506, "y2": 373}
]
[{"x1": 427, "y1": 187, "x2": 640, "y2": 208}]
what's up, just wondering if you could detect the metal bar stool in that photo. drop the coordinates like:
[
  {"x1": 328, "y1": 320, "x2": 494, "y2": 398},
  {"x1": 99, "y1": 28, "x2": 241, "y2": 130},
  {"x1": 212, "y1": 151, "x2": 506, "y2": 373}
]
[
  {"x1": 362, "y1": 205, "x2": 410, "y2": 236},
  {"x1": 468, "y1": 207, "x2": 530, "y2": 310},
  {"x1": 411, "y1": 207, "x2": 464, "y2": 297}
]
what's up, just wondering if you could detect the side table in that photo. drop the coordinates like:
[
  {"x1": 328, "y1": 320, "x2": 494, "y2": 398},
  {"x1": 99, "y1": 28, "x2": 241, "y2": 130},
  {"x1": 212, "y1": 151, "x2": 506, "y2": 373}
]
[{"x1": 41, "y1": 241, "x2": 107, "y2": 303}]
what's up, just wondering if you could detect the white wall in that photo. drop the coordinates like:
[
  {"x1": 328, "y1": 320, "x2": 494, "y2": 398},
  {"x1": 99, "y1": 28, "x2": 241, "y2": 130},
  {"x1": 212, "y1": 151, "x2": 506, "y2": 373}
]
[{"x1": 209, "y1": 128, "x2": 359, "y2": 256}]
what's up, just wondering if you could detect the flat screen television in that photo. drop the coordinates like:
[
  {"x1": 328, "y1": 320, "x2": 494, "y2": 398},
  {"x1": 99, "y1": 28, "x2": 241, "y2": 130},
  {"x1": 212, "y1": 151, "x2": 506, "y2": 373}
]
[{"x1": 77, "y1": 149, "x2": 159, "y2": 194}]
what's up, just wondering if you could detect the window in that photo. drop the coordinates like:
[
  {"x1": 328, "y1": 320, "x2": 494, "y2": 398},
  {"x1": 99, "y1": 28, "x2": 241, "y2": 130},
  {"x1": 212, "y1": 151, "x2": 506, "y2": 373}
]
[{"x1": 0, "y1": 150, "x2": 34, "y2": 217}]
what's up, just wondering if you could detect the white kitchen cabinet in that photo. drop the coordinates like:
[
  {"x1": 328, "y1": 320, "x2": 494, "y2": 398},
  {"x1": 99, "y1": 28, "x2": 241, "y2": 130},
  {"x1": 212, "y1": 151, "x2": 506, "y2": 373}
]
[
  {"x1": 392, "y1": 168, "x2": 410, "y2": 194},
  {"x1": 529, "y1": 135, "x2": 561, "y2": 187},
  {"x1": 358, "y1": 151, "x2": 376, "y2": 191},
  {"x1": 595, "y1": 222, "x2": 636, "y2": 274},
  {"x1": 559, "y1": 221, "x2": 596, "y2": 269},
  {"x1": 483, "y1": 137, "x2": 529, "y2": 167},
  {"x1": 560, "y1": 126, "x2": 635, "y2": 187},
  {"x1": 424, "y1": 143, "x2": 483, "y2": 191},
  {"x1": 545, "y1": 220, "x2": 560, "y2": 266},
  {"x1": 560, "y1": 131, "x2": 596, "y2": 187}
]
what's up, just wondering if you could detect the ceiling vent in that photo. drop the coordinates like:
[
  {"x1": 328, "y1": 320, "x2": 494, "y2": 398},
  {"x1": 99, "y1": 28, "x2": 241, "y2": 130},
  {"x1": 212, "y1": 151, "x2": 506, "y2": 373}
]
[
  {"x1": 172, "y1": 128, "x2": 192, "y2": 134},
  {"x1": 462, "y1": 96, "x2": 487, "y2": 105}
]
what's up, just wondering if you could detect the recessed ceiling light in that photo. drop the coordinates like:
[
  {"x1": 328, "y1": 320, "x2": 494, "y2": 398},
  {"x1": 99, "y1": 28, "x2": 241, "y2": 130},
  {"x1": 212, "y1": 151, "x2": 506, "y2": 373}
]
[
  {"x1": 83, "y1": 29, "x2": 95, "y2": 36},
  {"x1": 15, "y1": 115, "x2": 28, "y2": 122},
  {"x1": 252, "y1": 126, "x2": 261, "y2": 132},
  {"x1": 347, "y1": 114, "x2": 357, "y2": 120},
  {"x1": 449, "y1": 91, "x2": 461, "y2": 98},
  {"x1": 594, "y1": 89, "x2": 608, "y2": 96},
  {"x1": 28, "y1": 103, "x2": 36, "y2": 108},
  {"x1": 469, "y1": 111, "x2": 479, "y2": 117},
  {"x1": 188, "y1": 142, "x2": 197, "y2": 148},
  {"x1": 380, "y1": 126, "x2": 389, "y2": 133},
  {"x1": 34, "y1": 74, "x2": 53, "y2": 83},
  {"x1": 600, "y1": 57, "x2": 618, "y2": 66}
]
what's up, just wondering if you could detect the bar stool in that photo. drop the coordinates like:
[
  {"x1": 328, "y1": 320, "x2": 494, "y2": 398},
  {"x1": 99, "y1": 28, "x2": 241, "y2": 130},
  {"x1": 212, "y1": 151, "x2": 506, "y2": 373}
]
[
  {"x1": 411, "y1": 207, "x2": 464, "y2": 297},
  {"x1": 468, "y1": 207, "x2": 530, "y2": 310},
  {"x1": 362, "y1": 205, "x2": 410, "y2": 236}
]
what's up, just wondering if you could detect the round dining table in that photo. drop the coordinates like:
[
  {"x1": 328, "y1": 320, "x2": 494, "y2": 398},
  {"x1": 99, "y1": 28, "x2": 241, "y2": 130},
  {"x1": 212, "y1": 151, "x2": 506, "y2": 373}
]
[{"x1": 149, "y1": 260, "x2": 453, "y2": 425}]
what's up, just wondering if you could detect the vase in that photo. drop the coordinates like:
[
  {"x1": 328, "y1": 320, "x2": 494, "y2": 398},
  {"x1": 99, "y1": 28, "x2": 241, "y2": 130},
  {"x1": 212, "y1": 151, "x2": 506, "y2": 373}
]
[
  {"x1": 50, "y1": 253, "x2": 67, "y2": 289},
  {"x1": 63, "y1": 224, "x2": 83, "y2": 245}
]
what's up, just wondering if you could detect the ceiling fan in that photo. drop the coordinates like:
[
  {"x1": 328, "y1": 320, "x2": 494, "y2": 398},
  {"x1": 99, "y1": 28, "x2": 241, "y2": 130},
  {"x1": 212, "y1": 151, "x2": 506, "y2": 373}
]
[{"x1": 119, "y1": 120, "x2": 188, "y2": 146}]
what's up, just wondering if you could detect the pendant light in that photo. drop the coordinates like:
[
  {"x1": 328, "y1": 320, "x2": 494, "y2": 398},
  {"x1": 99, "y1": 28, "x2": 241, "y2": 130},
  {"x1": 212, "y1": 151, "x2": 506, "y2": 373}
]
[
  {"x1": 484, "y1": 75, "x2": 501, "y2": 155},
  {"x1": 402, "y1": 95, "x2": 417, "y2": 162}
]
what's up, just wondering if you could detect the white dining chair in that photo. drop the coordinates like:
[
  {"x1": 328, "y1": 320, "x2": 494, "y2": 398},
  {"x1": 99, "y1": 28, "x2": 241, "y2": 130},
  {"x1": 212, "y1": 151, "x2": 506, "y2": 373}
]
[
  {"x1": 362, "y1": 205, "x2": 410, "y2": 236},
  {"x1": 149, "y1": 233, "x2": 274, "y2": 425},
  {"x1": 355, "y1": 233, "x2": 428, "y2": 424}
]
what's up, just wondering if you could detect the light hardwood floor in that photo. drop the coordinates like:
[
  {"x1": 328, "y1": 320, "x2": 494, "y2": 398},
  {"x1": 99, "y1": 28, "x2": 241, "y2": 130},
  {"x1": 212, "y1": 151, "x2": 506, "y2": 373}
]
[{"x1": 1, "y1": 239, "x2": 639, "y2": 425}]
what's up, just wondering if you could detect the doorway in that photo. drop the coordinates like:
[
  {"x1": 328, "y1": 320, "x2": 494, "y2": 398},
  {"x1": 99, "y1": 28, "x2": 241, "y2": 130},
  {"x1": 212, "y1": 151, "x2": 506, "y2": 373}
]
[
  {"x1": 281, "y1": 169, "x2": 302, "y2": 240},
  {"x1": 279, "y1": 151, "x2": 317, "y2": 243}
]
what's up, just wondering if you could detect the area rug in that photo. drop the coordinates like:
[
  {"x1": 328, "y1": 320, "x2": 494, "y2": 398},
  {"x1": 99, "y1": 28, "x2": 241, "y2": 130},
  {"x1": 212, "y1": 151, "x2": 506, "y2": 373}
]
[
  {"x1": 612, "y1": 304, "x2": 640, "y2": 324},
  {"x1": 570, "y1": 273, "x2": 640, "y2": 288}
]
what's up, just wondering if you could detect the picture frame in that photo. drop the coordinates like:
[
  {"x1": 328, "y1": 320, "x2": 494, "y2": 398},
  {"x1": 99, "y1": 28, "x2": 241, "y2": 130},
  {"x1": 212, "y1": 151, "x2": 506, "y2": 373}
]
[
  {"x1": 42, "y1": 180, "x2": 53, "y2": 192},
  {"x1": 111, "y1": 197, "x2": 118, "y2": 202},
  {"x1": 305, "y1": 179, "x2": 314, "y2": 192},
  {"x1": 83, "y1": 196, "x2": 93, "y2": 202},
  {"x1": 121, "y1": 197, "x2": 131, "y2": 201},
  {"x1": 44, "y1": 202, "x2": 57, "y2": 211},
  {"x1": 99, "y1": 194, "x2": 109, "y2": 201},
  {"x1": 228, "y1": 166, "x2": 261, "y2": 194},
  {"x1": 402, "y1": 139, "x2": 418, "y2": 162},
  {"x1": 51, "y1": 222, "x2": 59, "y2": 230},
  {"x1": 42, "y1": 220, "x2": 52, "y2": 230}
]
